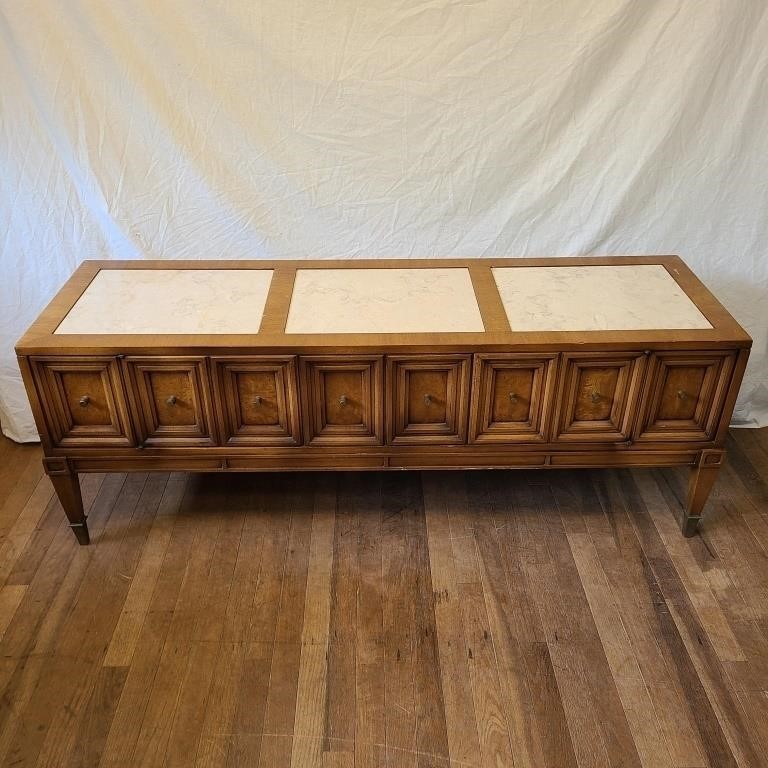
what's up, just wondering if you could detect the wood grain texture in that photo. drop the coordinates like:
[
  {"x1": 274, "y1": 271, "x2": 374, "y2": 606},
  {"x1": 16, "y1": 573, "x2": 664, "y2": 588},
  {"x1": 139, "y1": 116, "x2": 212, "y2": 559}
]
[
  {"x1": 29, "y1": 356, "x2": 134, "y2": 447},
  {"x1": 122, "y1": 357, "x2": 217, "y2": 447},
  {"x1": 14, "y1": 256, "x2": 752, "y2": 354},
  {"x1": 210, "y1": 356, "x2": 301, "y2": 446},
  {"x1": 1, "y1": 428, "x2": 767, "y2": 766},
  {"x1": 300, "y1": 356, "x2": 384, "y2": 446},
  {"x1": 15, "y1": 256, "x2": 752, "y2": 542}
]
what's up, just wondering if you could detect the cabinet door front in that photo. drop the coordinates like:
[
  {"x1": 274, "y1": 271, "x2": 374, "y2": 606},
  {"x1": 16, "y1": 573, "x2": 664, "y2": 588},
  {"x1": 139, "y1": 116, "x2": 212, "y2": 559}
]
[
  {"x1": 388, "y1": 355, "x2": 471, "y2": 444},
  {"x1": 301, "y1": 357, "x2": 383, "y2": 445},
  {"x1": 469, "y1": 354, "x2": 557, "y2": 443},
  {"x1": 636, "y1": 351, "x2": 735, "y2": 441},
  {"x1": 212, "y1": 357, "x2": 301, "y2": 446},
  {"x1": 124, "y1": 357, "x2": 216, "y2": 447},
  {"x1": 554, "y1": 353, "x2": 645, "y2": 442},
  {"x1": 31, "y1": 357, "x2": 133, "y2": 447}
]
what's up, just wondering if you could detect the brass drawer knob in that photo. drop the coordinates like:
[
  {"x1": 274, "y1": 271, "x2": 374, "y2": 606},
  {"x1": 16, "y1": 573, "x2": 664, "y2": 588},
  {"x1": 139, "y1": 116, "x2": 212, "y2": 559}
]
[
  {"x1": 254, "y1": 395, "x2": 263, "y2": 406},
  {"x1": 677, "y1": 389, "x2": 688, "y2": 400},
  {"x1": 338, "y1": 394, "x2": 348, "y2": 407},
  {"x1": 590, "y1": 391, "x2": 601, "y2": 403},
  {"x1": 79, "y1": 395, "x2": 90, "y2": 407},
  {"x1": 508, "y1": 392, "x2": 518, "y2": 403},
  {"x1": 166, "y1": 395, "x2": 178, "y2": 406},
  {"x1": 423, "y1": 393, "x2": 432, "y2": 406}
]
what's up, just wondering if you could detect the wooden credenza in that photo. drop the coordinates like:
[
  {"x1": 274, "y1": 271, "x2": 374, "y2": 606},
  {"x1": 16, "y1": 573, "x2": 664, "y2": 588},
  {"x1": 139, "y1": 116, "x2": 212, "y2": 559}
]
[{"x1": 16, "y1": 256, "x2": 751, "y2": 543}]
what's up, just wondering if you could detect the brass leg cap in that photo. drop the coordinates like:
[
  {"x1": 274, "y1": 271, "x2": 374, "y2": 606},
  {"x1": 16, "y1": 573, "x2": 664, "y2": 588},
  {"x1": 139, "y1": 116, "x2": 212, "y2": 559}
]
[{"x1": 70, "y1": 521, "x2": 90, "y2": 546}]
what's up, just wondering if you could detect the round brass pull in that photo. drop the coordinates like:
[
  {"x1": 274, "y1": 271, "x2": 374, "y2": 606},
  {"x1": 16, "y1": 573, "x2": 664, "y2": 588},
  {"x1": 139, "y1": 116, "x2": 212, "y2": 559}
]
[
  {"x1": 79, "y1": 395, "x2": 90, "y2": 408},
  {"x1": 677, "y1": 389, "x2": 688, "y2": 400},
  {"x1": 590, "y1": 391, "x2": 601, "y2": 404},
  {"x1": 508, "y1": 392, "x2": 518, "y2": 404},
  {"x1": 254, "y1": 395, "x2": 263, "y2": 406},
  {"x1": 423, "y1": 394, "x2": 433, "y2": 406},
  {"x1": 338, "y1": 395, "x2": 348, "y2": 407},
  {"x1": 166, "y1": 395, "x2": 178, "y2": 406}
]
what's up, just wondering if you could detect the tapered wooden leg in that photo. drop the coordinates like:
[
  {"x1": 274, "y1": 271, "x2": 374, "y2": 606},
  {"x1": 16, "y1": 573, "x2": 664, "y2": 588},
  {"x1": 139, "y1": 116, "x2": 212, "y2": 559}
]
[
  {"x1": 683, "y1": 450, "x2": 724, "y2": 537},
  {"x1": 49, "y1": 469, "x2": 90, "y2": 545}
]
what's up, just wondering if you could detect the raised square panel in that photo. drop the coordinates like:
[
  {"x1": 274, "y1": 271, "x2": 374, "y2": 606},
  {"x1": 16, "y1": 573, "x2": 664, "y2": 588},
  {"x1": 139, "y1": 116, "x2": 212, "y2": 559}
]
[
  {"x1": 55, "y1": 269, "x2": 273, "y2": 334},
  {"x1": 300, "y1": 357, "x2": 383, "y2": 445},
  {"x1": 492, "y1": 265, "x2": 712, "y2": 331},
  {"x1": 635, "y1": 351, "x2": 736, "y2": 441},
  {"x1": 388, "y1": 355, "x2": 471, "y2": 444},
  {"x1": 285, "y1": 268, "x2": 484, "y2": 334},
  {"x1": 469, "y1": 354, "x2": 557, "y2": 443},
  {"x1": 31, "y1": 357, "x2": 134, "y2": 447},
  {"x1": 123, "y1": 357, "x2": 216, "y2": 447},
  {"x1": 554, "y1": 353, "x2": 646, "y2": 442},
  {"x1": 211, "y1": 357, "x2": 301, "y2": 446}
]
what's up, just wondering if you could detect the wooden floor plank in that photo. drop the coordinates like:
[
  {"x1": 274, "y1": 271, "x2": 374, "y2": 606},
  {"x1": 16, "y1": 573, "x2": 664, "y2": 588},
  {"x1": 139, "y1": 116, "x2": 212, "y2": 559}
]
[
  {"x1": 0, "y1": 473, "x2": 120, "y2": 767},
  {"x1": 104, "y1": 472, "x2": 187, "y2": 666},
  {"x1": 381, "y1": 473, "x2": 419, "y2": 766},
  {"x1": 324, "y1": 473, "x2": 361, "y2": 764},
  {"x1": 422, "y1": 473, "x2": 482, "y2": 767},
  {"x1": 578, "y1": 472, "x2": 710, "y2": 767},
  {"x1": 471, "y1": 475, "x2": 562, "y2": 768},
  {"x1": 34, "y1": 472, "x2": 168, "y2": 768},
  {"x1": 131, "y1": 476, "x2": 225, "y2": 768},
  {"x1": 618, "y1": 469, "x2": 762, "y2": 768},
  {"x1": 291, "y1": 475, "x2": 336, "y2": 768},
  {"x1": 0, "y1": 430, "x2": 765, "y2": 767}
]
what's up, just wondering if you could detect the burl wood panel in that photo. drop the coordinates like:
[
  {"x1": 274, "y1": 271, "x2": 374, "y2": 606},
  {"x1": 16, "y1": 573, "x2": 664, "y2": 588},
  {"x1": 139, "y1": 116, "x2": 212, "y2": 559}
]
[
  {"x1": 555, "y1": 353, "x2": 646, "y2": 442},
  {"x1": 388, "y1": 355, "x2": 471, "y2": 444},
  {"x1": 30, "y1": 357, "x2": 134, "y2": 447},
  {"x1": 635, "y1": 351, "x2": 736, "y2": 441},
  {"x1": 469, "y1": 354, "x2": 557, "y2": 443},
  {"x1": 300, "y1": 356, "x2": 384, "y2": 445},
  {"x1": 122, "y1": 357, "x2": 217, "y2": 447},
  {"x1": 211, "y1": 356, "x2": 300, "y2": 446}
]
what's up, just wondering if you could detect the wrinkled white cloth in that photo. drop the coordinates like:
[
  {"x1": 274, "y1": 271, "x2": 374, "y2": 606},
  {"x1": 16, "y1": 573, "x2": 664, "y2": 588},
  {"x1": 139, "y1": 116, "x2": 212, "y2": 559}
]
[{"x1": 2, "y1": 0, "x2": 767, "y2": 441}]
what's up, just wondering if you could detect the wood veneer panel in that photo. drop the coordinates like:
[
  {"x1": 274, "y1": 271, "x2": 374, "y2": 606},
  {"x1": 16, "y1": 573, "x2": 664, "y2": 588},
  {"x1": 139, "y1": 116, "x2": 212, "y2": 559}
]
[
  {"x1": 16, "y1": 256, "x2": 752, "y2": 354},
  {"x1": 122, "y1": 357, "x2": 217, "y2": 447},
  {"x1": 469, "y1": 353, "x2": 557, "y2": 443},
  {"x1": 387, "y1": 355, "x2": 471, "y2": 445},
  {"x1": 14, "y1": 255, "x2": 752, "y2": 544},
  {"x1": 210, "y1": 356, "x2": 301, "y2": 446},
  {"x1": 300, "y1": 356, "x2": 384, "y2": 446},
  {"x1": 635, "y1": 351, "x2": 736, "y2": 442},
  {"x1": 553, "y1": 352, "x2": 646, "y2": 442},
  {"x1": 30, "y1": 356, "x2": 134, "y2": 447}
]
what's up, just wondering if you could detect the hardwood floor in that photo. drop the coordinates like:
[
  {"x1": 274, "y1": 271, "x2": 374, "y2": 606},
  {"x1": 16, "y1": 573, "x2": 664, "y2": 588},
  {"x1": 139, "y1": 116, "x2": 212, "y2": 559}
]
[{"x1": 1, "y1": 431, "x2": 768, "y2": 767}]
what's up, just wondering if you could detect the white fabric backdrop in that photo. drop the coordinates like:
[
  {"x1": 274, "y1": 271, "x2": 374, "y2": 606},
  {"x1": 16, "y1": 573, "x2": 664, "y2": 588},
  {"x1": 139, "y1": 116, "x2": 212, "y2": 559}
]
[{"x1": 2, "y1": 0, "x2": 767, "y2": 442}]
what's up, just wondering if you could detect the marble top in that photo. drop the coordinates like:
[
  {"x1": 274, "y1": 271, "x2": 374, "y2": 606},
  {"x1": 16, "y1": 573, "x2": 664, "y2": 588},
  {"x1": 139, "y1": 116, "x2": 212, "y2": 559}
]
[
  {"x1": 285, "y1": 268, "x2": 485, "y2": 334},
  {"x1": 55, "y1": 269, "x2": 273, "y2": 334},
  {"x1": 493, "y1": 265, "x2": 712, "y2": 331},
  {"x1": 52, "y1": 262, "x2": 713, "y2": 337}
]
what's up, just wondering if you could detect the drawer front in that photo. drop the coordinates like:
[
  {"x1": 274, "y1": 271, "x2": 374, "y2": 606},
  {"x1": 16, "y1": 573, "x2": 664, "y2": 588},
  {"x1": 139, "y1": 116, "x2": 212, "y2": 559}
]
[
  {"x1": 31, "y1": 357, "x2": 134, "y2": 447},
  {"x1": 212, "y1": 357, "x2": 301, "y2": 446},
  {"x1": 388, "y1": 355, "x2": 471, "y2": 444},
  {"x1": 635, "y1": 351, "x2": 736, "y2": 441},
  {"x1": 554, "y1": 353, "x2": 645, "y2": 442},
  {"x1": 301, "y1": 357, "x2": 383, "y2": 445},
  {"x1": 469, "y1": 354, "x2": 557, "y2": 443},
  {"x1": 123, "y1": 357, "x2": 217, "y2": 447}
]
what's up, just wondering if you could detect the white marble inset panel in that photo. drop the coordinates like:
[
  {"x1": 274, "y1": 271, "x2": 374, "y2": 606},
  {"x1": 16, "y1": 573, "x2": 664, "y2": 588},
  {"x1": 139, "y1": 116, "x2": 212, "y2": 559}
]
[
  {"x1": 492, "y1": 264, "x2": 712, "y2": 331},
  {"x1": 285, "y1": 268, "x2": 484, "y2": 334},
  {"x1": 55, "y1": 269, "x2": 273, "y2": 334}
]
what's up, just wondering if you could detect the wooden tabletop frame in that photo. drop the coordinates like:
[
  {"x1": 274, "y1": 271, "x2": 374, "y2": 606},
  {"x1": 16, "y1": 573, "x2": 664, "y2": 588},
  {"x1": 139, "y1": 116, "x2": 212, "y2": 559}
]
[{"x1": 16, "y1": 255, "x2": 751, "y2": 355}]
